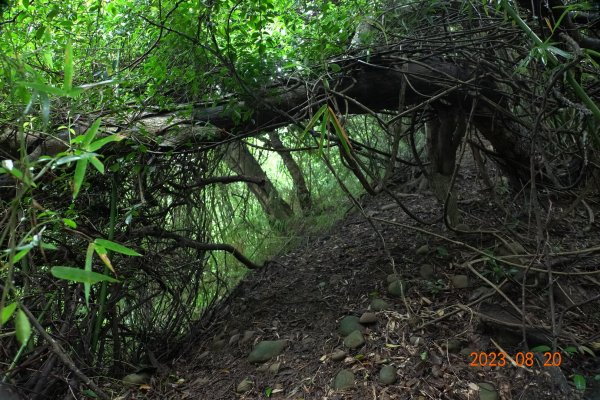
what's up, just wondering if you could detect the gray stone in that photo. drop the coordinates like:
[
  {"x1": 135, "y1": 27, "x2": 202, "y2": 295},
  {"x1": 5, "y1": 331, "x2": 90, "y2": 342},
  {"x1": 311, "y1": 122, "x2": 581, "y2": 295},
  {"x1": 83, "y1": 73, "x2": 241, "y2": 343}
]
[
  {"x1": 416, "y1": 244, "x2": 430, "y2": 255},
  {"x1": 379, "y1": 365, "x2": 397, "y2": 385},
  {"x1": 359, "y1": 312, "x2": 377, "y2": 324},
  {"x1": 333, "y1": 369, "x2": 355, "y2": 390},
  {"x1": 331, "y1": 349, "x2": 346, "y2": 361},
  {"x1": 451, "y1": 275, "x2": 469, "y2": 289},
  {"x1": 409, "y1": 336, "x2": 423, "y2": 346},
  {"x1": 388, "y1": 280, "x2": 406, "y2": 297},
  {"x1": 478, "y1": 382, "x2": 499, "y2": 400},
  {"x1": 247, "y1": 340, "x2": 288, "y2": 363},
  {"x1": 210, "y1": 339, "x2": 226, "y2": 350},
  {"x1": 236, "y1": 378, "x2": 253, "y2": 393},
  {"x1": 268, "y1": 362, "x2": 281, "y2": 374},
  {"x1": 419, "y1": 264, "x2": 435, "y2": 280},
  {"x1": 445, "y1": 339, "x2": 462, "y2": 353},
  {"x1": 240, "y1": 330, "x2": 255, "y2": 345},
  {"x1": 386, "y1": 273, "x2": 402, "y2": 284},
  {"x1": 370, "y1": 298, "x2": 389, "y2": 311},
  {"x1": 454, "y1": 223, "x2": 469, "y2": 232},
  {"x1": 229, "y1": 334, "x2": 240, "y2": 345},
  {"x1": 339, "y1": 315, "x2": 364, "y2": 336},
  {"x1": 343, "y1": 330, "x2": 365, "y2": 349},
  {"x1": 122, "y1": 372, "x2": 151, "y2": 385}
]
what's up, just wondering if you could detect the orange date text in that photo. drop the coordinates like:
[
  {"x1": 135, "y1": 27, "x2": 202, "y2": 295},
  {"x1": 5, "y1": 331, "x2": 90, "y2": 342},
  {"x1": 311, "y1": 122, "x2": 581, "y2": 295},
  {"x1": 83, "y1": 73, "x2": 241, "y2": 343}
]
[{"x1": 468, "y1": 351, "x2": 562, "y2": 367}]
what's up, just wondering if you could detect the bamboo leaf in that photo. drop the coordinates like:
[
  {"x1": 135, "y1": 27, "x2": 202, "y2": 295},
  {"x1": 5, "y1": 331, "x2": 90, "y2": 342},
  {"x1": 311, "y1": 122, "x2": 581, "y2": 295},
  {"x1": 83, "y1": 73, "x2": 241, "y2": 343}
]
[
  {"x1": 64, "y1": 40, "x2": 74, "y2": 91},
  {"x1": 15, "y1": 309, "x2": 32, "y2": 345},
  {"x1": 94, "y1": 239, "x2": 141, "y2": 256},
  {"x1": 51, "y1": 266, "x2": 119, "y2": 284},
  {"x1": 89, "y1": 156, "x2": 105, "y2": 174},
  {"x1": 83, "y1": 119, "x2": 102, "y2": 149},
  {"x1": 88, "y1": 134, "x2": 124, "y2": 152},
  {"x1": 0, "y1": 302, "x2": 17, "y2": 326},
  {"x1": 72, "y1": 158, "x2": 88, "y2": 199}
]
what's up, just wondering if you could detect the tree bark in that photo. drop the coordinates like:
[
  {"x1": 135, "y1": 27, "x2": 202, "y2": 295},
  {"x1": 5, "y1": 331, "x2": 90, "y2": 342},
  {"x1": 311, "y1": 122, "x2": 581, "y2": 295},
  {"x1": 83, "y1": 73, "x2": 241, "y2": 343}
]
[
  {"x1": 223, "y1": 140, "x2": 293, "y2": 220},
  {"x1": 266, "y1": 132, "x2": 312, "y2": 214}
]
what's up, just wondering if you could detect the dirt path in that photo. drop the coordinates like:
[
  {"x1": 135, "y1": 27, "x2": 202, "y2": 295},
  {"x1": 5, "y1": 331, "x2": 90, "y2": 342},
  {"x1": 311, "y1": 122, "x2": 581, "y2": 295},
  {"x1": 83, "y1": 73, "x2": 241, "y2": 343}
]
[{"x1": 133, "y1": 172, "x2": 600, "y2": 400}]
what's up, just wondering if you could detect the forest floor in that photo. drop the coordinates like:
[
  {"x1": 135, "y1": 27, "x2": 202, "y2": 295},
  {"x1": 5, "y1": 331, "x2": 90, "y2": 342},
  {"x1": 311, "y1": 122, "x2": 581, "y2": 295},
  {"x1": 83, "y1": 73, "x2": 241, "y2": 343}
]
[{"x1": 121, "y1": 166, "x2": 600, "y2": 400}]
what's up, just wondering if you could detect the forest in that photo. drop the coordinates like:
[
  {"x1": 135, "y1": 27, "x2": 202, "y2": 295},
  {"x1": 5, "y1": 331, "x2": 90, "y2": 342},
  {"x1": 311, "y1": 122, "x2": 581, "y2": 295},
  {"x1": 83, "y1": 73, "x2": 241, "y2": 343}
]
[{"x1": 0, "y1": 0, "x2": 599, "y2": 399}]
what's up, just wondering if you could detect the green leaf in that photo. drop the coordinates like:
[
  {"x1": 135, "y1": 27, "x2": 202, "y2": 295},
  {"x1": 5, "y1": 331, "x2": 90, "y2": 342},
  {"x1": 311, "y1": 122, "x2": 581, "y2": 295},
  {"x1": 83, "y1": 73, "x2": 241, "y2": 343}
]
[
  {"x1": 40, "y1": 91, "x2": 50, "y2": 125},
  {"x1": 94, "y1": 239, "x2": 141, "y2": 256},
  {"x1": 15, "y1": 309, "x2": 32, "y2": 345},
  {"x1": 329, "y1": 63, "x2": 341, "y2": 73},
  {"x1": 88, "y1": 134, "x2": 124, "y2": 152},
  {"x1": 85, "y1": 243, "x2": 95, "y2": 305},
  {"x1": 564, "y1": 346, "x2": 578, "y2": 355},
  {"x1": 51, "y1": 266, "x2": 119, "y2": 284},
  {"x1": 62, "y1": 218, "x2": 77, "y2": 228},
  {"x1": 56, "y1": 154, "x2": 84, "y2": 165},
  {"x1": 56, "y1": 152, "x2": 100, "y2": 166},
  {"x1": 89, "y1": 157, "x2": 105, "y2": 174},
  {"x1": 40, "y1": 242, "x2": 58, "y2": 250},
  {"x1": 18, "y1": 81, "x2": 70, "y2": 97},
  {"x1": 12, "y1": 246, "x2": 32, "y2": 263},
  {"x1": 73, "y1": 158, "x2": 88, "y2": 199},
  {"x1": 1, "y1": 302, "x2": 17, "y2": 326},
  {"x1": 573, "y1": 374, "x2": 586, "y2": 390},
  {"x1": 64, "y1": 40, "x2": 74, "y2": 91},
  {"x1": 83, "y1": 119, "x2": 102, "y2": 149},
  {"x1": 35, "y1": 25, "x2": 46, "y2": 40}
]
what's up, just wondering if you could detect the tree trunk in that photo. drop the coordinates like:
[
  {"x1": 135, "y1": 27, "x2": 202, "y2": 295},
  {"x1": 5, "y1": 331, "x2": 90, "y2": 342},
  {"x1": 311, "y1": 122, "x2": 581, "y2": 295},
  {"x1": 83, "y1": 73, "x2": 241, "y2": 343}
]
[
  {"x1": 427, "y1": 107, "x2": 466, "y2": 227},
  {"x1": 223, "y1": 141, "x2": 293, "y2": 220},
  {"x1": 266, "y1": 132, "x2": 312, "y2": 214}
]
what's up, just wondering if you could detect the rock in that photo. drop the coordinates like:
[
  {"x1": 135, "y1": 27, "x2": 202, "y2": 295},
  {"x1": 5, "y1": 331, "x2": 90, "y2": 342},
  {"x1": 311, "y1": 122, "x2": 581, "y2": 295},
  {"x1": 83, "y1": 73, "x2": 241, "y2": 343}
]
[
  {"x1": 386, "y1": 273, "x2": 402, "y2": 284},
  {"x1": 460, "y1": 347, "x2": 476, "y2": 356},
  {"x1": 380, "y1": 203, "x2": 397, "y2": 211},
  {"x1": 343, "y1": 330, "x2": 365, "y2": 349},
  {"x1": 388, "y1": 280, "x2": 406, "y2": 297},
  {"x1": 268, "y1": 362, "x2": 281, "y2": 374},
  {"x1": 379, "y1": 365, "x2": 397, "y2": 385},
  {"x1": 240, "y1": 330, "x2": 255, "y2": 345},
  {"x1": 454, "y1": 223, "x2": 469, "y2": 232},
  {"x1": 333, "y1": 369, "x2": 355, "y2": 390},
  {"x1": 478, "y1": 382, "x2": 499, "y2": 400},
  {"x1": 359, "y1": 312, "x2": 377, "y2": 324},
  {"x1": 210, "y1": 339, "x2": 226, "y2": 350},
  {"x1": 229, "y1": 334, "x2": 240, "y2": 345},
  {"x1": 419, "y1": 264, "x2": 435, "y2": 280},
  {"x1": 451, "y1": 275, "x2": 469, "y2": 289},
  {"x1": 331, "y1": 349, "x2": 346, "y2": 361},
  {"x1": 247, "y1": 340, "x2": 288, "y2": 363},
  {"x1": 256, "y1": 363, "x2": 270, "y2": 373},
  {"x1": 416, "y1": 244, "x2": 430, "y2": 255},
  {"x1": 445, "y1": 339, "x2": 462, "y2": 353},
  {"x1": 339, "y1": 316, "x2": 364, "y2": 336},
  {"x1": 370, "y1": 298, "x2": 389, "y2": 311},
  {"x1": 409, "y1": 336, "x2": 423, "y2": 346},
  {"x1": 236, "y1": 378, "x2": 253, "y2": 393},
  {"x1": 122, "y1": 372, "x2": 151, "y2": 385}
]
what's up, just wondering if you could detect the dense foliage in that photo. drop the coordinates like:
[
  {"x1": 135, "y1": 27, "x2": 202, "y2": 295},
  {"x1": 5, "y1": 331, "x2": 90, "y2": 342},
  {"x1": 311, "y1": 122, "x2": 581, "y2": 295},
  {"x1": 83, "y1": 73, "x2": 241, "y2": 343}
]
[{"x1": 0, "y1": 0, "x2": 599, "y2": 398}]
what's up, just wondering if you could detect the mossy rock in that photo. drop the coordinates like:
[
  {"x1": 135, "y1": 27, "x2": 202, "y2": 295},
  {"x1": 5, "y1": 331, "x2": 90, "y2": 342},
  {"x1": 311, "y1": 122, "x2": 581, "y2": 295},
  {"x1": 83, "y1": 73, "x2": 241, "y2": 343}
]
[
  {"x1": 370, "y1": 298, "x2": 389, "y2": 311},
  {"x1": 388, "y1": 279, "x2": 406, "y2": 297},
  {"x1": 247, "y1": 340, "x2": 288, "y2": 363},
  {"x1": 379, "y1": 365, "x2": 397, "y2": 385},
  {"x1": 478, "y1": 382, "x2": 499, "y2": 400},
  {"x1": 333, "y1": 369, "x2": 355, "y2": 390},
  {"x1": 339, "y1": 315, "x2": 364, "y2": 336},
  {"x1": 343, "y1": 330, "x2": 365, "y2": 349}
]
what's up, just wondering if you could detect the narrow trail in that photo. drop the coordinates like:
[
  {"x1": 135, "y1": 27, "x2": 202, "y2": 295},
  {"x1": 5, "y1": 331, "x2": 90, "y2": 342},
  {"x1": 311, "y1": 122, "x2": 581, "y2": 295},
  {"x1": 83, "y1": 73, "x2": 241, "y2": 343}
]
[{"x1": 139, "y1": 169, "x2": 599, "y2": 400}]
